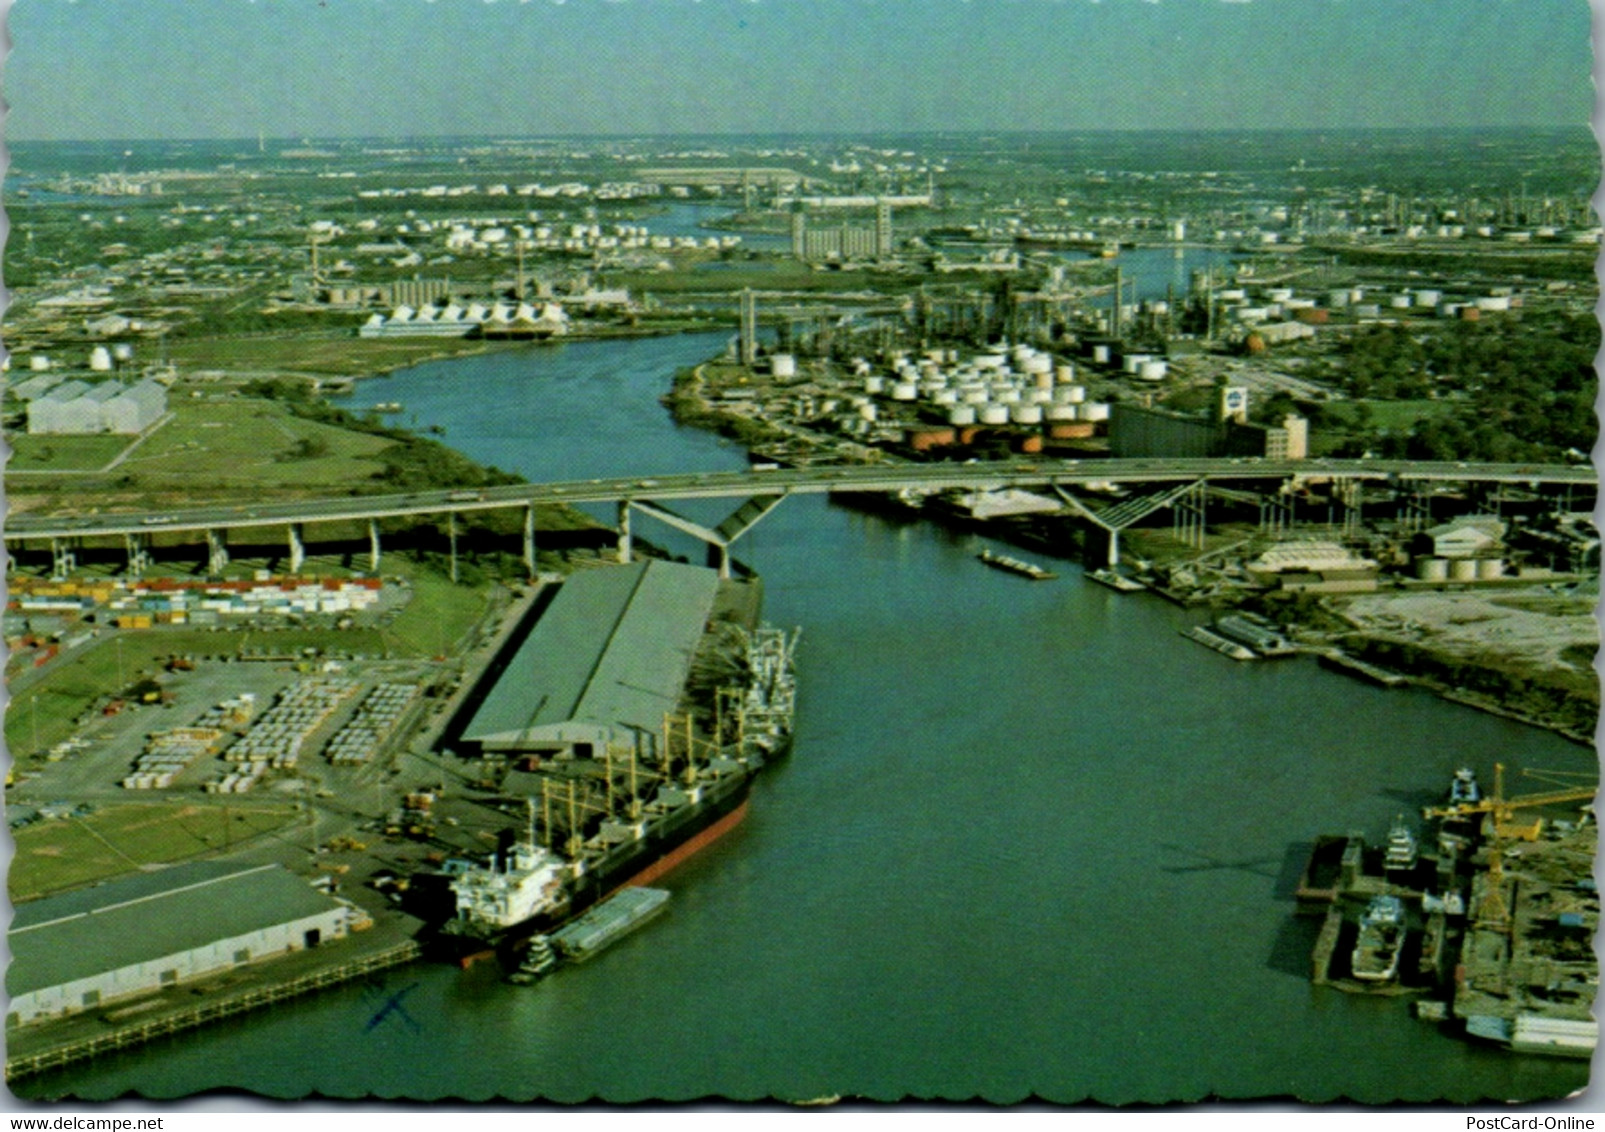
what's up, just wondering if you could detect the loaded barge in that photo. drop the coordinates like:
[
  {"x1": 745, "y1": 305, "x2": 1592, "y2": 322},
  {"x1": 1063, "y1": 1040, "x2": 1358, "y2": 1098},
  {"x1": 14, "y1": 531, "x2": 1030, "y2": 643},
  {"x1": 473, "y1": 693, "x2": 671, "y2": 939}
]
[{"x1": 977, "y1": 548, "x2": 1057, "y2": 580}]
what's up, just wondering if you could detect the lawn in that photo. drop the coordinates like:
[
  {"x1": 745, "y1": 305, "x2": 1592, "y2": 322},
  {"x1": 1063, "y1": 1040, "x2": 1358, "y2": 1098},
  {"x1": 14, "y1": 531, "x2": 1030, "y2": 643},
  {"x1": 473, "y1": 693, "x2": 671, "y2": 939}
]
[
  {"x1": 10, "y1": 802, "x2": 303, "y2": 901},
  {"x1": 379, "y1": 564, "x2": 494, "y2": 658},
  {"x1": 7, "y1": 432, "x2": 137, "y2": 472},
  {"x1": 164, "y1": 335, "x2": 499, "y2": 378},
  {"x1": 1322, "y1": 398, "x2": 1457, "y2": 431}
]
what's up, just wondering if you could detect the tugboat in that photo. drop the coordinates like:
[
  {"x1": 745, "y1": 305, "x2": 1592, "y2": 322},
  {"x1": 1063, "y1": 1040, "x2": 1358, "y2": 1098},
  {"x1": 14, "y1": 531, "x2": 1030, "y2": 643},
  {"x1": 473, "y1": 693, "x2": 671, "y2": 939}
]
[
  {"x1": 1350, "y1": 894, "x2": 1406, "y2": 983},
  {"x1": 1448, "y1": 767, "x2": 1482, "y2": 806},
  {"x1": 1383, "y1": 815, "x2": 1418, "y2": 873},
  {"x1": 506, "y1": 934, "x2": 559, "y2": 985}
]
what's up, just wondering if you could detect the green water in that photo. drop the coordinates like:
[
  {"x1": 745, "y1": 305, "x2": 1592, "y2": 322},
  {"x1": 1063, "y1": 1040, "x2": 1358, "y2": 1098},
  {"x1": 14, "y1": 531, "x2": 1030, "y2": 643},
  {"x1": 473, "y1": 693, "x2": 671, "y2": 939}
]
[{"x1": 24, "y1": 332, "x2": 1594, "y2": 1104}]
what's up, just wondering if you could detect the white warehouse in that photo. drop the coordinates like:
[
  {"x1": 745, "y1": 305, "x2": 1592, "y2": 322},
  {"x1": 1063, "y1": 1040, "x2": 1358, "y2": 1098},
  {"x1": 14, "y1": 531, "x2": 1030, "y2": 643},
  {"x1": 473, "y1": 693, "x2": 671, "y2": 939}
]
[
  {"x1": 7, "y1": 862, "x2": 356, "y2": 1028},
  {"x1": 26, "y1": 379, "x2": 167, "y2": 435}
]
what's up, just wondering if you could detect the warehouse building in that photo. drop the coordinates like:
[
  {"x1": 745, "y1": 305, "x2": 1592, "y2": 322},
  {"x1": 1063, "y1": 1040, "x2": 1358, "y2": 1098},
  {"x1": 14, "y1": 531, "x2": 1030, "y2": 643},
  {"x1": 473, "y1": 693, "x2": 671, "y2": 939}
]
[
  {"x1": 461, "y1": 559, "x2": 720, "y2": 758},
  {"x1": 7, "y1": 862, "x2": 355, "y2": 1028},
  {"x1": 26, "y1": 379, "x2": 166, "y2": 435}
]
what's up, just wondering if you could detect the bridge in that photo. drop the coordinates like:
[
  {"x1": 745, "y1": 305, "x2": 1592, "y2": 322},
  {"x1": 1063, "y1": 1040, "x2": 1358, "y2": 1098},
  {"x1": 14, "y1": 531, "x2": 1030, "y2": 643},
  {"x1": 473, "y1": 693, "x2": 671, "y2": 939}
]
[{"x1": 8, "y1": 457, "x2": 1594, "y2": 579}]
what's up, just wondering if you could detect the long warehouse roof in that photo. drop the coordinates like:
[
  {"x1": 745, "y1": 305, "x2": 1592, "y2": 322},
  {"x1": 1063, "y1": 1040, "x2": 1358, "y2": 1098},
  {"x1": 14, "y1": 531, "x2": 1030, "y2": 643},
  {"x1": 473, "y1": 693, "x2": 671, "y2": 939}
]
[
  {"x1": 9, "y1": 861, "x2": 344, "y2": 997},
  {"x1": 462, "y1": 559, "x2": 719, "y2": 748}
]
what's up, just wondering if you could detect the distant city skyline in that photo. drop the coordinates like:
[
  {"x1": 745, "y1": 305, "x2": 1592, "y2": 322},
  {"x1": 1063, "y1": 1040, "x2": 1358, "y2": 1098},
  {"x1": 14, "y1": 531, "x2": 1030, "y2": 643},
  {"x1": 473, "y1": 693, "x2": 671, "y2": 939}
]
[{"x1": 4, "y1": 0, "x2": 1596, "y2": 141}]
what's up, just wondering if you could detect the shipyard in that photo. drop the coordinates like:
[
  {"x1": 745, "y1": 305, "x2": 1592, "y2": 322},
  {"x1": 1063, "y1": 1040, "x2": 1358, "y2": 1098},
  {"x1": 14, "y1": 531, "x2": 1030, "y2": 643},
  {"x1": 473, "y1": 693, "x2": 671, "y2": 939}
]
[{"x1": 3, "y1": 0, "x2": 1600, "y2": 1110}]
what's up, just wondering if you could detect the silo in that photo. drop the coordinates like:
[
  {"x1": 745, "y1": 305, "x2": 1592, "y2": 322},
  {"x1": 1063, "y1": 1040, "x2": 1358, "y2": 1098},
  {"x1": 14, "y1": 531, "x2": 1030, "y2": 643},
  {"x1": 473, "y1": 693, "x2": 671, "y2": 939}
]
[
  {"x1": 1448, "y1": 558, "x2": 1478, "y2": 582},
  {"x1": 1476, "y1": 558, "x2": 1503, "y2": 580},
  {"x1": 1416, "y1": 557, "x2": 1450, "y2": 582}
]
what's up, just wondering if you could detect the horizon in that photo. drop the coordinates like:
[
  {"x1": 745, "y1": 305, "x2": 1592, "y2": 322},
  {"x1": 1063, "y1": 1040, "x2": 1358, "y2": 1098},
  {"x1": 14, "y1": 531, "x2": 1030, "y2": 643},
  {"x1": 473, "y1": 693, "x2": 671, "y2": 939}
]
[{"x1": 6, "y1": 0, "x2": 1593, "y2": 142}]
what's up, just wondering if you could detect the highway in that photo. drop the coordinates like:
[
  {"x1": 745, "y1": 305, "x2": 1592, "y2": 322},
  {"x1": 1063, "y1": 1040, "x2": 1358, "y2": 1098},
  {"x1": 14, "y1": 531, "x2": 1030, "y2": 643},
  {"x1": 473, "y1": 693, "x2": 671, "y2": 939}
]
[{"x1": 5, "y1": 457, "x2": 1595, "y2": 543}]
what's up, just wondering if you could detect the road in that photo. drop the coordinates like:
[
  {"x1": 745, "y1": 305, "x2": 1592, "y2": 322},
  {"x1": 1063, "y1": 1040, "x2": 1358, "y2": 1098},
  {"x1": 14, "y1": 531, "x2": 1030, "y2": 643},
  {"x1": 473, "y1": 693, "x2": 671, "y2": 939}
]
[{"x1": 5, "y1": 456, "x2": 1595, "y2": 542}]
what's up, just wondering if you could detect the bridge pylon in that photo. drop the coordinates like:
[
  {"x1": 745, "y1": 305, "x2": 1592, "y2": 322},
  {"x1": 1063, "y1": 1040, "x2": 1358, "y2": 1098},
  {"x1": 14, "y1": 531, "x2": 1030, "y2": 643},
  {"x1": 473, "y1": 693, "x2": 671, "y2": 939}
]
[
  {"x1": 50, "y1": 538, "x2": 78, "y2": 581},
  {"x1": 206, "y1": 529, "x2": 229, "y2": 577}
]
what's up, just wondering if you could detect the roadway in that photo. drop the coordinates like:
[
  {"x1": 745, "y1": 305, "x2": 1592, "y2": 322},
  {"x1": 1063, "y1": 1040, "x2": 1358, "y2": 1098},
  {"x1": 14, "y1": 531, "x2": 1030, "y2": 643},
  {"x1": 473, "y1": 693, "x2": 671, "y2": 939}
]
[{"x1": 5, "y1": 457, "x2": 1595, "y2": 542}]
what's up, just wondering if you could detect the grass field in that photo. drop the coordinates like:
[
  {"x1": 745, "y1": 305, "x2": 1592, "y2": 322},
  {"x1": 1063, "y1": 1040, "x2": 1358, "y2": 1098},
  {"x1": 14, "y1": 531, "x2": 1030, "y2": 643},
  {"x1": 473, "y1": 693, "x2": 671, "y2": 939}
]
[
  {"x1": 1322, "y1": 399, "x2": 1457, "y2": 431},
  {"x1": 380, "y1": 566, "x2": 493, "y2": 657},
  {"x1": 164, "y1": 335, "x2": 499, "y2": 377},
  {"x1": 7, "y1": 432, "x2": 137, "y2": 472},
  {"x1": 113, "y1": 398, "x2": 396, "y2": 489},
  {"x1": 10, "y1": 802, "x2": 303, "y2": 901}
]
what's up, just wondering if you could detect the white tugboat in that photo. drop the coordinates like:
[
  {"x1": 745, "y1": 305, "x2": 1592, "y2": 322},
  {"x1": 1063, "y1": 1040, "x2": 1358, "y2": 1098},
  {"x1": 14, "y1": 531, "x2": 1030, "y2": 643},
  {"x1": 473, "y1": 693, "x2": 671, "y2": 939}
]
[
  {"x1": 1383, "y1": 815, "x2": 1418, "y2": 873},
  {"x1": 1350, "y1": 894, "x2": 1406, "y2": 984}
]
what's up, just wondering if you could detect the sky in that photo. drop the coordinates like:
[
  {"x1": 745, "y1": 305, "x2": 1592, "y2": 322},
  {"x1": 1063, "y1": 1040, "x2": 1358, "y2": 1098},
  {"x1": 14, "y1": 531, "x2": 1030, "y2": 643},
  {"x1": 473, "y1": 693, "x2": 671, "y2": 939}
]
[{"x1": 2, "y1": 0, "x2": 1597, "y2": 140}]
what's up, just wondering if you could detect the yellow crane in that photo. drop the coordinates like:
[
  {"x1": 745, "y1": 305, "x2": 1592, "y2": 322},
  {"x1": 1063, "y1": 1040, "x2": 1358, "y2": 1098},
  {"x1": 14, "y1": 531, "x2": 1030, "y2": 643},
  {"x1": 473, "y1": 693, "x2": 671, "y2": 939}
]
[{"x1": 1422, "y1": 763, "x2": 1596, "y2": 930}]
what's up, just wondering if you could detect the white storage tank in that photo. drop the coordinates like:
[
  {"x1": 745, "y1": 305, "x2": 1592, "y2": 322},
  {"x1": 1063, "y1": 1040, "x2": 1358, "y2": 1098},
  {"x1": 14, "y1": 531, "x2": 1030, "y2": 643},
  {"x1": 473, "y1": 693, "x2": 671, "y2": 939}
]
[
  {"x1": 1092, "y1": 345, "x2": 1111, "y2": 364},
  {"x1": 89, "y1": 346, "x2": 114, "y2": 372},
  {"x1": 1476, "y1": 558, "x2": 1503, "y2": 580},
  {"x1": 112, "y1": 344, "x2": 135, "y2": 362},
  {"x1": 1416, "y1": 557, "x2": 1450, "y2": 582},
  {"x1": 1080, "y1": 402, "x2": 1110, "y2": 422},
  {"x1": 933, "y1": 388, "x2": 960, "y2": 405},
  {"x1": 1389, "y1": 295, "x2": 1412, "y2": 309},
  {"x1": 770, "y1": 353, "x2": 797, "y2": 379},
  {"x1": 1219, "y1": 288, "x2": 1246, "y2": 302},
  {"x1": 975, "y1": 353, "x2": 1006, "y2": 369},
  {"x1": 962, "y1": 388, "x2": 991, "y2": 405},
  {"x1": 1448, "y1": 558, "x2": 1478, "y2": 582},
  {"x1": 994, "y1": 387, "x2": 1022, "y2": 404},
  {"x1": 947, "y1": 404, "x2": 978, "y2": 426},
  {"x1": 1028, "y1": 388, "x2": 1054, "y2": 405},
  {"x1": 979, "y1": 403, "x2": 1011, "y2": 425},
  {"x1": 1059, "y1": 384, "x2": 1087, "y2": 404},
  {"x1": 890, "y1": 382, "x2": 919, "y2": 401},
  {"x1": 1327, "y1": 290, "x2": 1351, "y2": 308},
  {"x1": 29, "y1": 355, "x2": 50, "y2": 371},
  {"x1": 1267, "y1": 288, "x2": 1293, "y2": 303},
  {"x1": 1354, "y1": 304, "x2": 1381, "y2": 318},
  {"x1": 1137, "y1": 361, "x2": 1169, "y2": 382},
  {"x1": 858, "y1": 402, "x2": 879, "y2": 422},
  {"x1": 1055, "y1": 364, "x2": 1076, "y2": 384},
  {"x1": 1010, "y1": 403, "x2": 1043, "y2": 425},
  {"x1": 864, "y1": 375, "x2": 885, "y2": 395},
  {"x1": 1046, "y1": 403, "x2": 1079, "y2": 421},
  {"x1": 1122, "y1": 353, "x2": 1151, "y2": 374},
  {"x1": 1415, "y1": 289, "x2": 1441, "y2": 306}
]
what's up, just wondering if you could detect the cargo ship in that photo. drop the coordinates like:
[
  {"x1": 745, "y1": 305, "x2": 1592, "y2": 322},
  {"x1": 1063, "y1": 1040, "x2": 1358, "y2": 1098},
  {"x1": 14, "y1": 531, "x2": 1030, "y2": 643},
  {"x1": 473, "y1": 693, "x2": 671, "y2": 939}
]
[
  {"x1": 438, "y1": 627, "x2": 797, "y2": 958},
  {"x1": 977, "y1": 549, "x2": 1057, "y2": 580}
]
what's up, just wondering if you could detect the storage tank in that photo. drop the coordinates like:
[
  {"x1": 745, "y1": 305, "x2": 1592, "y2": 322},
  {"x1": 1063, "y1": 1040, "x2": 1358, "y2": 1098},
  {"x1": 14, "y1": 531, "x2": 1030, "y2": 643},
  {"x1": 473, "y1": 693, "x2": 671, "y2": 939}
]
[
  {"x1": 1092, "y1": 345, "x2": 1111, "y2": 364},
  {"x1": 112, "y1": 344, "x2": 135, "y2": 362},
  {"x1": 1448, "y1": 558, "x2": 1478, "y2": 582},
  {"x1": 994, "y1": 387, "x2": 1022, "y2": 404},
  {"x1": 1327, "y1": 290, "x2": 1351, "y2": 308},
  {"x1": 1267, "y1": 288, "x2": 1293, "y2": 303},
  {"x1": 979, "y1": 403, "x2": 1011, "y2": 425},
  {"x1": 1354, "y1": 304, "x2": 1381, "y2": 319},
  {"x1": 947, "y1": 404, "x2": 978, "y2": 426},
  {"x1": 1046, "y1": 403, "x2": 1079, "y2": 422},
  {"x1": 1219, "y1": 288, "x2": 1247, "y2": 302},
  {"x1": 1059, "y1": 384, "x2": 1087, "y2": 404},
  {"x1": 1389, "y1": 295, "x2": 1412, "y2": 309},
  {"x1": 1476, "y1": 558, "x2": 1503, "y2": 580},
  {"x1": 864, "y1": 375, "x2": 885, "y2": 395},
  {"x1": 1028, "y1": 388, "x2": 1054, "y2": 405},
  {"x1": 962, "y1": 388, "x2": 990, "y2": 405},
  {"x1": 29, "y1": 355, "x2": 50, "y2": 371},
  {"x1": 1137, "y1": 361, "x2": 1168, "y2": 382},
  {"x1": 858, "y1": 402, "x2": 879, "y2": 422},
  {"x1": 1414, "y1": 289, "x2": 1441, "y2": 307},
  {"x1": 1010, "y1": 403, "x2": 1043, "y2": 425},
  {"x1": 933, "y1": 388, "x2": 959, "y2": 405},
  {"x1": 975, "y1": 353, "x2": 1006, "y2": 369},
  {"x1": 1416, "y1": 557, "x2": 1450, "y2": 582},
  {"x1": 1080, "y1": 402, "x2": 1111, "y2": 422},
  {"x1": 1122, "y1": 353, "x2": 1151, "y2": 374},
  {"x1": 1055, "y1": 364, "x2": 1076, "y2": 384},
  {"x1": 89, "y1": 346, "x2": 114, "y2": 372},
  {"x1": 891, "y1": 382, "x2": 919, "y2": 401},
  {"x1": 770, "y1": 354, "x2": 797, "y2": 379}
]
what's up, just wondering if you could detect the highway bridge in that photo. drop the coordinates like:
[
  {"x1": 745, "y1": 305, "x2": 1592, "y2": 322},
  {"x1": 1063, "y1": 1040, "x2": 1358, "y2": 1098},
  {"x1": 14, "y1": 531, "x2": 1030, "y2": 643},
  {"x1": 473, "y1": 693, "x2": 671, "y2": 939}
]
[{"x1": 8, "y1": 456, "x2": 1594, "y2": 578}]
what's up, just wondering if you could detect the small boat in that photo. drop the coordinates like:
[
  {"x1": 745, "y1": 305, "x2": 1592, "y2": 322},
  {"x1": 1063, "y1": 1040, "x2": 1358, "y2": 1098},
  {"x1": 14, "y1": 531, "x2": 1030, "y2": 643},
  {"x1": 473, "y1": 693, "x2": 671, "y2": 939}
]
[
  {"x1": 1448, "y1": 767, "x2": 1482, "y2": 806},
  {"x1": 371, "y1": 401, "x2": 404, "y2": 413},
  {"x1": 1350, "y1": 894, "x2": 1406, "y2": 983},
  {"x1": 1383, "y1": 815, "x2": 1418, "y2": 873},
  {"x1": 506, "y1": 934, "x2": 559, "y2": 985},
  {"x1": 977, "y1": 549, "x2": 1056, "y2": 580},
  {"x1": 1086, "y1": 567, "x2": 1146, "y2": 593}
]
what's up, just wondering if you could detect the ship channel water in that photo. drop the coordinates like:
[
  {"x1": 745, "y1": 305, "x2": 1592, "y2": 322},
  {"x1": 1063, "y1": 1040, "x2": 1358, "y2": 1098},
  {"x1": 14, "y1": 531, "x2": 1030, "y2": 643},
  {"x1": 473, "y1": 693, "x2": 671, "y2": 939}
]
[{"x1": 27, "y1": 327, "x2": 1597, "y2": 1105}]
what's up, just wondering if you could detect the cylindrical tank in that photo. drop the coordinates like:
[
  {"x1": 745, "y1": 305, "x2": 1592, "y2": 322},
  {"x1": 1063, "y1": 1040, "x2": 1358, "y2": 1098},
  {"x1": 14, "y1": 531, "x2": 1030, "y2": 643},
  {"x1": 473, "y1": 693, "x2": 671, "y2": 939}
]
[
  {"x1": 1389, "y1": 295, "x2": 1411, "y2": 309},
  {"x1": 1416, "y1": 557, "x2": 1450, "y2": 582},
  {"x1": 1267, "y1": 288, "x2": 1293, "y2": 303},
  {"x1": 1049, "y1": 421, "x2": 1096, "y2": 440},
  {"x1": 1021, "y1": 355, "x2": 1053, "y2": 376},
  {"x1": 770, "y1": 353, "x2": 797, "y2": 379},
  {"x1": 1060, "y1": 384, "x2": 1087, "y2": 404},
  {"x1": 1046, "y1": 403, "x2": 1079, "y2": 421},
  {"x1": 1091, "y1": 345, "x2": 1111, "y2": 364},
  {"x1": 1219, "y1": 288, "x2": 1246, "y2": 302},
  {"x1": 1448, "y1": 558, "x2": 1478, "y2": 582},
  {"x1": 1055, "y1": 364, "x2": 1076, "y2": 384},
  {"x1": 979, "y1": 403, "x2": 1011, "y2": 425},
  {"x1": 1327, "y1": 290, "x2": 1351, "y2": 308},
  {"x1": 994, "y1": 387, "x2": 1022, "y2": 404},
  {"x1": 1010, "y1": 403, "x2": 1043, "y2": 425},
  {"x1": 29, "y1": 355, "x2": 50, "y2": 371},
  {"x1": 1080, "y1": 402, "x2": 1111, "y2": 422},
  {"x1": 1137, "y1": 361, "x2": 1168, "y2": 382},
  {"x1": 933, "y1": 388, "x2": 959, "y2": 405},
  {"x1": 975, "y1": 353, "x2": 1006, "y2": 369},
  {"x1": 858, "y1": 402, "x2": 879, "y2": 422},
  {"x1": 1354, "y1": 304, "x2": 1381, "y2": 319},
  {"x1": 1476, "y1": 558, "x2": 1503, "y2": 580},
  {"x1": 947, "y1": 404, "x2": 978, "y2": 426},
  {"x1": 89, "y1": 346, "x2": 114, "y2": 372},
  {"x1": 864, "y1": 375, "x2": 885, "y2": 395},
  {"x1": 1122, "y1": 353, "x2": 1151, "y2": 374},
  {"x1": 890, "y1": 382, "x2": 919, "y2": 401},
  {"x1": 962, "y1": 388, "x2": 990, "y2": 405},
  {"x1": 1028, "y1": 388, "x2": 1054, "y2": 405},
  {"x1": 1414, "y1": 289, "x2": 1441, "y2": 306},
  {"x1": 1017, "y1": 434, "x2": 1044, "y2": 454},
  {"x1": 112, "y1": 344, "x2": 135, "y2": 362}
]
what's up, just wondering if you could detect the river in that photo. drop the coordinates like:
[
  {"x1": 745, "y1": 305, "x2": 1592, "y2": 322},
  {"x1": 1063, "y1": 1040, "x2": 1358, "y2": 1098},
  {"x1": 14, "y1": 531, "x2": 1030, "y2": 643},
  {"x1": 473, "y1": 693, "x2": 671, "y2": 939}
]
[{"x1": 26, "y1": 330, "x2": 1595, "y2": 1105}]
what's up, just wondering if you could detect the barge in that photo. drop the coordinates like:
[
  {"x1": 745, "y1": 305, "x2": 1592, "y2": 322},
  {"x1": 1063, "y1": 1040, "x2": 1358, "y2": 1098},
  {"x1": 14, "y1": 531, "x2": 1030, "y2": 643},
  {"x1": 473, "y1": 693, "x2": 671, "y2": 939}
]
[
  {"x1": 1181, "y1": 624, "x2": 1256, "y2": 661},
  {"x1": 1086, "y1": 567, "x2": 1146, "y2": 593},
  {"x1": 977, "y1": 549, "x2": 1057, "y2": 580}
]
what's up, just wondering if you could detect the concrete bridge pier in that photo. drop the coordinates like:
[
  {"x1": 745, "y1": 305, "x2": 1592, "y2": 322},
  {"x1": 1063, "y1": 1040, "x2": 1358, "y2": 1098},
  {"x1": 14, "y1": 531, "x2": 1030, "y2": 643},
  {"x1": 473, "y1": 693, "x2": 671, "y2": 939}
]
[
  {"x1": 447, "y1": 510, "x2": 459, "y2": 584},
  {"x1": 368, "y1": 518, "x2": 382, "y2": 573},
  {"x1": 123, "y1": 533, "x2": 152, "y2": 578},
  {"x1": 50, "y1": 538, "x2": 78, "y2": 580},
  {"x1": 616, "y1": 500, "x2": 633, "y2": 564},
  {"x1": 206, "y1": 529, "x2": 229, "y2": 577},
  {"x1": 523, "y1": 506, "x2": 537, "y2": 576},
  {"x1": 288, "y1": 523, "x2": 306, "y2": 574}
]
